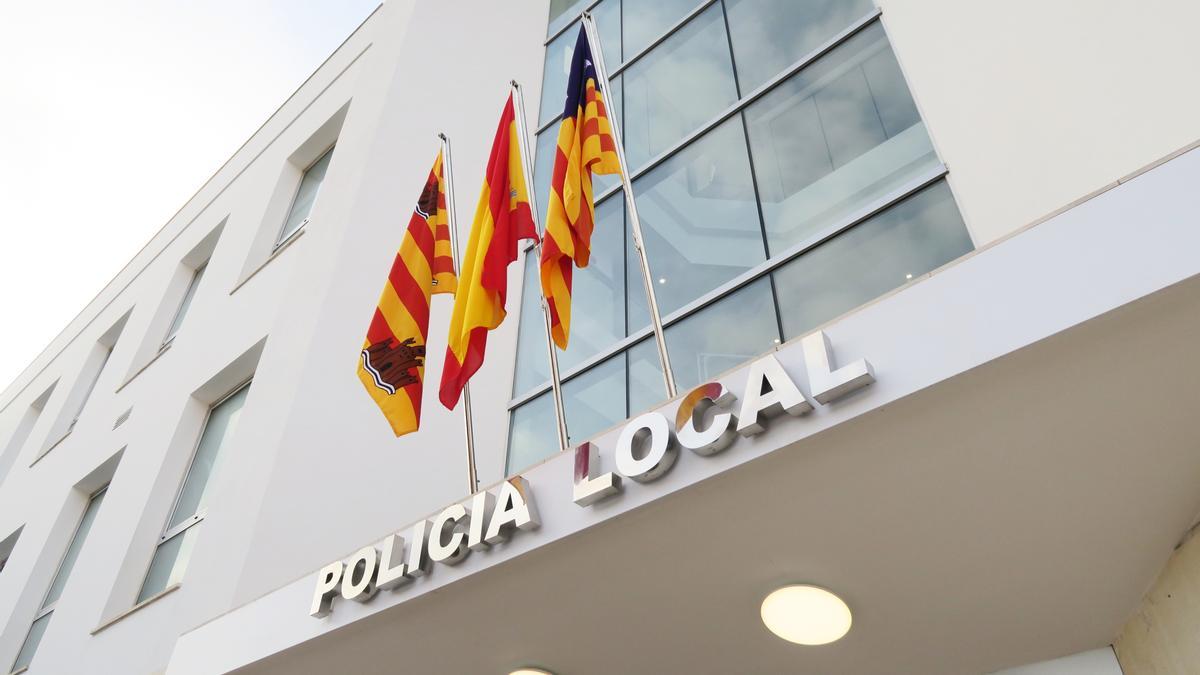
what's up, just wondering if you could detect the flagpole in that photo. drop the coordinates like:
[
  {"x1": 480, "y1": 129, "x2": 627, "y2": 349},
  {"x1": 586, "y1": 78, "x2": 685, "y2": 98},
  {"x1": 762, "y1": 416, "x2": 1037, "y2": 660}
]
[
  {"x1": 510, "y1": 81, "x2": 571, "y2": 456},
  {"x1": 438, "y1": 133, "x2": 480, "y2": 493},
  {"x1": 580, "y1": 13, "x2": 677, "y2": 399}
]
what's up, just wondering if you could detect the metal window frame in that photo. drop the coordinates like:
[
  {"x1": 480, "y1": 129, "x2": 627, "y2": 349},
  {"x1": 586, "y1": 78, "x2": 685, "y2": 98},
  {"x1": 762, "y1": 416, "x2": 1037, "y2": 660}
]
[
  {"x1": 508, "y1": 162, "x2": 947, "y2": 410},
  {"x1": 161, "y1": 261, "x2": 209, "y2": 349},
  {"x1": 273, "y1": 142, "x2": 336, "y2": 249},
  {"x1": 30, "y1": 484, "x2": 108, "y2": 622},
  {"x1": 511, "y1": 8, "x2": 944, "y2": 412},
  {"x1": 523, "y1": 7, "x2": 884, "y2": 257},
  {"x1": 153, "y1": 379, "x2": 252, "y2": 548}
]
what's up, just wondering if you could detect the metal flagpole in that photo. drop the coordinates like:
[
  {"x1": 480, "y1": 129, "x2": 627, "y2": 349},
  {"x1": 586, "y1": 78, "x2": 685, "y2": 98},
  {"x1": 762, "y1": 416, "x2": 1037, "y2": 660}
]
[
  {"x1": 580, "y1": 12, "x2": 677, "y2": 398},
  {"x1": 438, "y1": 133, "x2": 480, "y2": 492},
  {"x1": 510, "y1": 81, "x2": 571, "y2": 455}
]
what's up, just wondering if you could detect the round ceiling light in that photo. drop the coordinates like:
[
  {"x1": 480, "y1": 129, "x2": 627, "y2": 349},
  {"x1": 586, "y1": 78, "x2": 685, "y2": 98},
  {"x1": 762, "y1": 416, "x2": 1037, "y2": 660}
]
[
  {"x1": 760, "y1": 584, "x2": 852, "y2": 645},
  {"x1": 509, "y1": 669, "x2": 553, "y2": 675}
]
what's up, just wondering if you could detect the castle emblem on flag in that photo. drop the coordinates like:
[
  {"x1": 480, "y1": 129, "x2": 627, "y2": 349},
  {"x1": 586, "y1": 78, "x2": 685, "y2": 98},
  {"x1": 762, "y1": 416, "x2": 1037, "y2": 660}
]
[{"x1": 361, "y1": 338, "x2": 425, "y2": 395}]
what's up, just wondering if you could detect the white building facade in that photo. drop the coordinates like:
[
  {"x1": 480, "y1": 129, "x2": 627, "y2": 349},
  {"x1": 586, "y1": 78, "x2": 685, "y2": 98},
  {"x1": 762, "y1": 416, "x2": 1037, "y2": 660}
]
[{"x1": 1, "y1": 1, "x2": 1199, "y2": 673}]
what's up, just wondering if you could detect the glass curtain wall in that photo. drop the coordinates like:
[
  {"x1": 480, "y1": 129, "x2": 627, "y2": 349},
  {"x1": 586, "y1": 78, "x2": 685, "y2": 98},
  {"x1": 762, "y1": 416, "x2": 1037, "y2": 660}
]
[{"x1": 509, "y1": 0, "x2": 973, "y2": 473}]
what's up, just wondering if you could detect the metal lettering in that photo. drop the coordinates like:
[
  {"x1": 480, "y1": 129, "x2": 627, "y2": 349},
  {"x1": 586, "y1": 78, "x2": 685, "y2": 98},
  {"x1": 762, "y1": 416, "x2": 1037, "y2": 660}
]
[
  {"x1": 802, "y1": 330, "x2": 875, "y2": 404},
  {"x1": 736, "y1": 355, "x2": 812, "y2": 436},
  {"x1": 573, "y1": 441, "x2": 622, "y2": 506},
  {"x1": 615, "y1": 411, "x2": 677, "y2": 482}
]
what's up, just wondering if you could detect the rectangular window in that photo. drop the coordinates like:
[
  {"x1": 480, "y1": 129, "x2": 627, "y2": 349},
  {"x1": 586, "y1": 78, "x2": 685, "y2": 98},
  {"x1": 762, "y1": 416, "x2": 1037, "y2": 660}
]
[
  {"x1": 163, "y1": 263, "x2": 207, "y2": 347},
  {"x1": 11, "y1": 487, "x2": 107, "y2": 673},
  {"x1": 66, "y1": 347, "x2": 112, "y2": 435},
  {"x1": 277, "y1": 146, "x2": 334, "y2": 246},
  {"x1": 138, "y1": 383, "x2": 249, "y2": 602},
  {"x1": 511, "y1": 3, "x2": 974, "y2": 473}
]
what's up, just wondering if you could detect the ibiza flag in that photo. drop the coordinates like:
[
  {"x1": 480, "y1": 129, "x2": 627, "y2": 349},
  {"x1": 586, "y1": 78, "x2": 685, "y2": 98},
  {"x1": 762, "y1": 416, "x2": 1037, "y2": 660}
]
[
  {"x1": 358, "y1": 152, "x2": 457, "y2": 436},
  {"x1": 540, "y1": 26, "x2": 621, "y2": 350},
  {"x1": 439, "y1": 94, "x2": 538, "y2": 410}
]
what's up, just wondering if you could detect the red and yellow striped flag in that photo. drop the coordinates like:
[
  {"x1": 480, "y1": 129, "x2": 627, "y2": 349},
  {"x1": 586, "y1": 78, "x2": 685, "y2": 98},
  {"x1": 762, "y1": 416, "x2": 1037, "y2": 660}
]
[
  {"x1": 439, "y1": 95, "x2": 538, "y2": 409},
  {"x1": 540, "y1": 26, "x2": 621, "y2": 350},
  {"x1": 358, "y1": 151, "x2": 457, "y2": 436}
]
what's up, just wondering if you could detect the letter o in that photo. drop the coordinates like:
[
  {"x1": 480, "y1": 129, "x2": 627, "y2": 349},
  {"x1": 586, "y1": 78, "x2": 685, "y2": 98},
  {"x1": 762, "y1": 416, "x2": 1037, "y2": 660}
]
[
  {"x1": 340, "y1": 546, "x2": 380, "y2": 603},
  {"x1": 615, "y1": 412, "x2": 677, "y2": 482}
]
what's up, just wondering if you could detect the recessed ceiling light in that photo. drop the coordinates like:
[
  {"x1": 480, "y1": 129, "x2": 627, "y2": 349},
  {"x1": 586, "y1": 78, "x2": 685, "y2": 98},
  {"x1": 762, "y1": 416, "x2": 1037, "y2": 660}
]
[
  {"x1": 509, "y1": 669, "x2": 553, "y2": 675},
  {"x1": 658, "y1": 277, "x2": 666, "y2": 284},
  {"x1": 760, "y1": 584, "x2": 852, "y2": 645}
]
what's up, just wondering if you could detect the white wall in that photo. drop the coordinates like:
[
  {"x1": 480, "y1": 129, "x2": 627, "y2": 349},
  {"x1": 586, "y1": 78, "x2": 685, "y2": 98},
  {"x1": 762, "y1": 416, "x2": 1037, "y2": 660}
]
[{"x1": 881, "y1": 0, "x2": 1200, "y2": 245}]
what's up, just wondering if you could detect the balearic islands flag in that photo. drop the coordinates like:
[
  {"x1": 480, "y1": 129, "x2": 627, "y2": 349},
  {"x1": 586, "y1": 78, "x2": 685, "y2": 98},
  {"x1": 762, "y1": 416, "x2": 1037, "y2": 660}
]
[
  {"x1": 358, "y1": 151, "x2": 458, "y2": 436},
  {"x1": 439, "y1": 95, "x2": 538, "y2": 409},
  {"x1": 540, "y1": 26, "x2": 621, "y2": 350}
]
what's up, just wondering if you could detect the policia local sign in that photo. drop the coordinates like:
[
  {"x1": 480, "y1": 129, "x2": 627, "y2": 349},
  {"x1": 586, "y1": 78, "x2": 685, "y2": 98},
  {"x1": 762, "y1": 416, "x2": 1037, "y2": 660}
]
[{"x1": 311, "y1": 331, "x2": 873, "y2": 618}]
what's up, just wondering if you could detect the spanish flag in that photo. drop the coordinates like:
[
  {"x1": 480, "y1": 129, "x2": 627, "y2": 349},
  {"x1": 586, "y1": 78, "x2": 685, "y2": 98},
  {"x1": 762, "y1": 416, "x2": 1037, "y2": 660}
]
[
  {"x1": 540, "y1": 26, "x2": 621, "y2": 350},
  {"x1": 439, "y1": 95, "x2": 538, "y2": 409},
  {"x1": 358, "y1": 151, "x2": 457, "y2": 436}
]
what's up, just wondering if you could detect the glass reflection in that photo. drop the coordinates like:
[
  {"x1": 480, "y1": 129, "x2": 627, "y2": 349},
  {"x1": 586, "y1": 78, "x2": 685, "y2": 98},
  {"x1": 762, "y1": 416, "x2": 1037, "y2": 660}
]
[
  {"x1": 506, "y1": 391, "x2": 557, "y2": 474},
  {"x1": 772, "y1": 180, "x2": 972, "y2": 339},
  {"x1": 12, "y1": 613, "x2": 51, "y2": 672},
  {"x1": 634, "y1": 118, "x2": 765, "y2": 315},
  {"x1": 168, "y1": 385, "x2": 248, "y2": 530},
  {"x1": 558, "y1": 197, "x2": 627, "y2": 372},
  {"x1": 622, "y1": 4, "x2": 738, "y2": 170},
  {"x1": 621, "y1": 0, "x2": 703, "y2": 60},
  {"x1": 563, "y1": 355, "x2": 626, "y2": 444},
  {"x1": 138, "y1": 525, "x2": 201, "y2": 603},
  {"x1": 725, "y1": 0, "x2": 874, "y2": 92},
  {"x1": 665, "y1": 278, "x2": 780, "y2": 390},
  {"x1": 744, "y1": 23, "x2": 938, "y2": 254},
  {"x1": 627, "y1": 337, "x2": 667, "y2": 415},
  {"x1": 512, "y1": 254, "x2": 552, "y2": 396},
  {"x1": 43, "y1": 489, "x2": 106, "y2": 608}
]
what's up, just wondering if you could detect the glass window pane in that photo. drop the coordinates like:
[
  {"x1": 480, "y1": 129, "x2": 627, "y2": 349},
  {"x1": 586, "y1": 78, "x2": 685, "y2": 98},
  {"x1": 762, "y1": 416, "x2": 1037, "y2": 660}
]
[
  {"x1": 627, "y1": 338, "x2": 667, "y2": 415},
  {"x1": 137, "y1": 524, "x2": 200, "y2": 603},
  {"x1": 12, "y1": 612, "x2": 52, "y2": 672},
  {"x1": 278, "y1": 147, "x2": 334, "y2": 244},
  {"x1": 512, "y1": 254, "x2": 552, "y2": 397},
  {"x1": 507, "y1": 392, "x2": 558, "y2": 475},
  {"x1": 165, "y1": 263, "x2": 206, "y2": 344},
  {"x1": 621, "y1": 0, "x2": 703, "y2": 60},
  {"x1": 624, "y1": 210, "x2": 652, "y2": 334},
  {"x1": 563, "y1": 355, "x2": 626, "y2": 444},
  {"x1": 773, "y1": 180, "x2": 973, "y2": 339},
  {"x1": 634, "y1": 118, "x2": 764, "y2": 315},
  {"x1": 548, "y1": 0, "x2": 591, "y2": 36},
  {"x1": 665, "y1": 277, "x2": 780, "y2": 390},
  {"x1": 744, "y1": 23, "x2": 938, "y2": 254},
  {"x1": 622, "y1": 4, "x2": 738, "y2": 170},
  {"x1": 725, "y1": 0, "x2": 874, "y2": 92},
  {"x1": 42, "y1": 488, "x2": 106, "y2": 609},
  {"x1": 167, "y1": 385, "x2": 249, "y2": 530},
  {"x1": 558, "y1": 196, "x2": 627, "y2": 372},
  {"x1": 540, "y1": 13, "x2": 622, "y2": 130}
]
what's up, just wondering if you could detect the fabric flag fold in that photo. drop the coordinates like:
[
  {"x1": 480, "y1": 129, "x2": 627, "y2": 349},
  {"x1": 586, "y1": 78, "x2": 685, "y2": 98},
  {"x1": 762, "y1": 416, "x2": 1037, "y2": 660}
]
[
  {"x1": 540, "y1": 25, "x2": 621, "y2": 350},
  {"x1": 357, "y1": 151, "x2": 457, "y2": 436},
  {"x1": 439, "y1": 94, "x2": 538, "y2": 410}
]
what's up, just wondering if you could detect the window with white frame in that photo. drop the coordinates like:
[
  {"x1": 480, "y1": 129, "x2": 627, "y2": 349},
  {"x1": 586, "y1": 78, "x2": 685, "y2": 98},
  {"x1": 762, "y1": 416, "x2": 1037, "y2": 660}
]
[
  {"x1": 137, "y1": 382, "x2": 250, "y2": 602},
  {"x1": 508, "y1": 0, "x2": 974, "y2": 473},
  {"x1": 276, "y1": 146, "x2": 334, "y2": 246},
  {"x1": 10, "y1": 486, "x2": 107, "y2": 674},
  {"x1": 162, "y1": 262, "x2": 207, "y2": 347}
]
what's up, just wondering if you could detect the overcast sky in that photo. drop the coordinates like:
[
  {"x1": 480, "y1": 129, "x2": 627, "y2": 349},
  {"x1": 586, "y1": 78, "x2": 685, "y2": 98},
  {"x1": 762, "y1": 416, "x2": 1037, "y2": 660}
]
[{"x1": 0, "y1": 0, "x2": 381, "y2": 391}]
